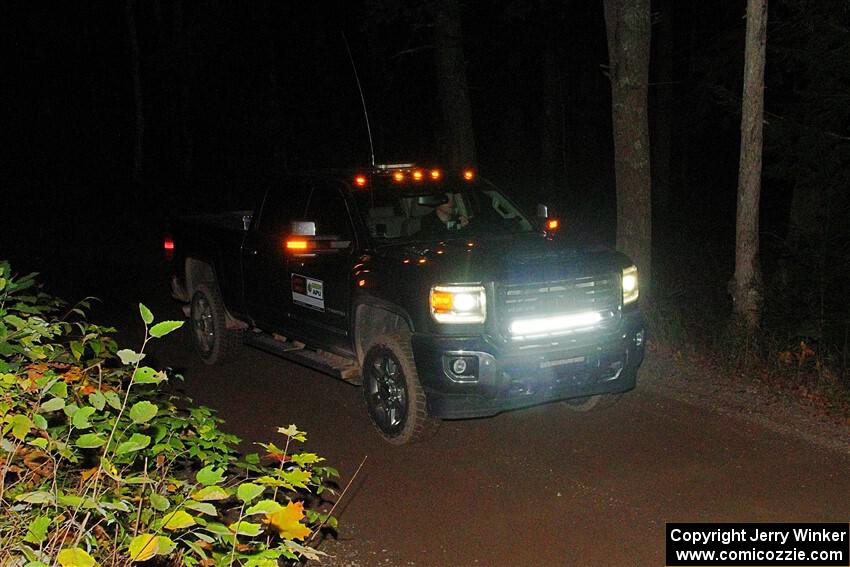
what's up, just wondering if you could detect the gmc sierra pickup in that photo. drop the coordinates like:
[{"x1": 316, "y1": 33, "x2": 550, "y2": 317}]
[{"x1": 169, "y1": 164, "x2": 645, "y2": 444}]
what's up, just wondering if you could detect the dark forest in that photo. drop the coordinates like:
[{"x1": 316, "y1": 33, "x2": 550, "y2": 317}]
[
  {"x1": 7, "y1": 0, "x2": 850, "y2": 383},
  {"x1": 3, "y1": 1, "x2": 850, "y2": 565}
]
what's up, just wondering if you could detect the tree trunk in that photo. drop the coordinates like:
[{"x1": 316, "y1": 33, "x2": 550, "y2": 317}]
[
  {"x1": 125, "y1": 0, "x2": 144, "y2": 186},
  {"x1": 433, "y1": 0, "x2": 476, "y2": 170},
  {"x1": 651, "y1": 0, "x2": 673, "y2": 226},
  {"x1": 603, "y1": 0, "x2": 653, "y2": 298},
  {"x1": 732, "y1": 0, "x2": 767, "y2": 329}
]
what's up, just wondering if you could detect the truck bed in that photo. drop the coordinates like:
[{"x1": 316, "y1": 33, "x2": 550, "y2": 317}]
[{"x1": 171, "y1": 210, "x2": 253, "y2": 313}]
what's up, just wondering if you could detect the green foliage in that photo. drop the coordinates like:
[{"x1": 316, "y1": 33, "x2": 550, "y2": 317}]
[{"x1": 0, "y1": 262, "x2": 338, "y2": 565}]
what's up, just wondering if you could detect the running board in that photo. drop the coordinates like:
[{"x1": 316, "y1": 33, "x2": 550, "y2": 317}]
[{"x1": 245, "y1": 333, "x2": 361, "y2": 383}]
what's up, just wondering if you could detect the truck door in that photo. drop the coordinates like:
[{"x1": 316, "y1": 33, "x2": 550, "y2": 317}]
[
  {"x1": 284, "y1": 179, "x2": 355, "y2": 353},
  {"x1": 241, "y1": 176, "x2": 311, "y2": 331}
]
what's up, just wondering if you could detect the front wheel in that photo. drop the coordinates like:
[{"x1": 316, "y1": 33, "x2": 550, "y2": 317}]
[
  {"x1": 362, "y1": 332, "x2": 437, "y2": 445},
  {"x1": 190, "y1": 283, "x2": 243, "y2": 365}
]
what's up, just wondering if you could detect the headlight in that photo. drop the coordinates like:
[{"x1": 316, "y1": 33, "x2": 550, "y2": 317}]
[
  {"x1": 430, "y1": 285, "x2": 486, "y2": 324},
  {"x1": 622, "y1": 265, "x2": 639, "y2": 305}
]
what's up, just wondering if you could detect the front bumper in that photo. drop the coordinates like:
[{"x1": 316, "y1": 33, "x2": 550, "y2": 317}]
[{"x1": 411, "y1": 311, "x2": 645, "y2": 419}]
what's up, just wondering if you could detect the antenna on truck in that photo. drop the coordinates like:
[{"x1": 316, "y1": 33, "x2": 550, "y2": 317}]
[{"x1": 342, "y1": 31, "x2": 375, "y2": 167}]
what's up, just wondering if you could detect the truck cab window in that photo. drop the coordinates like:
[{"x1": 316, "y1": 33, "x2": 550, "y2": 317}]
[
  {"x1": 256, "y1": 176, "x2": 312, "y2": 235},
  {"x1": 305, "y1": 181, "x2": 354, "y2": 241}
]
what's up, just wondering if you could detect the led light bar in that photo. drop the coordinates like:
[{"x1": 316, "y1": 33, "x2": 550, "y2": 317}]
[
  {"x1": 509, "y1": 311, "x2": 602, "y2": 337},
  {"x1": 355, "y1": 165, "x2": 471, "y2": 188}
]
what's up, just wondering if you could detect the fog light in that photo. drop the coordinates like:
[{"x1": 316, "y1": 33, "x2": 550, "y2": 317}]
[
  {"x1": 444, "y1": 355, "x2": 479, "y2": 382},
  {"x1": 452, "y1": 358, "x2": 468, "y2": 374}
]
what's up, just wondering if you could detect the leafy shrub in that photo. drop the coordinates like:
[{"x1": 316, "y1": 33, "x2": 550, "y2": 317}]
[{"x1": 0, "y1": 261, "x2": 338, "y2": 566}]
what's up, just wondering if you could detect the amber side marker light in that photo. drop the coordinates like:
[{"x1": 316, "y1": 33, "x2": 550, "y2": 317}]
[
  {"x1": 285, "y1": 239, "x2": 309, "y2": 251},
  {"x1": 546, "y1": 219, "x2": 560, "y2": 230},
  {"x1": 430, "y1": 290, "x2": 455, "y2": 313}
]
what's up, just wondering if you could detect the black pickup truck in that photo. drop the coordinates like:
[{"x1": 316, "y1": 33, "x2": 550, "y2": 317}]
[{"x1": 169, "y1": 164, "x2": 645, "y2": 444}]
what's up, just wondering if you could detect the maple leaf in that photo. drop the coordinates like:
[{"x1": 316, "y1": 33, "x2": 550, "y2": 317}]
[{"x1": 264, "y1": 501, "x2": 312, "y2": 541}]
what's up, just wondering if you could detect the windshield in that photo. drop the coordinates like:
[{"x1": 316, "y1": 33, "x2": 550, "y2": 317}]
[{"x1": 353, "y1": 180, "x2": 535, "y2": 243}]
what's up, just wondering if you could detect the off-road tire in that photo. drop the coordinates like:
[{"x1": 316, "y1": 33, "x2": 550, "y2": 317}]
[
  {"x1": 190, "y1": 283, "x2": 243, "y2": 365},
  {"x1": 362, "y1": 332, "x2": 438, "y2": 445},
  {"x1": 562, "y1": 393, "x2": 622, "y2": 412}
]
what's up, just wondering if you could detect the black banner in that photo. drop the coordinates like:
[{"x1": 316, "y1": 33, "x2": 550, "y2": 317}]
[{"x1": 666, "y1": 523, "x2": 849, "y2": 566}]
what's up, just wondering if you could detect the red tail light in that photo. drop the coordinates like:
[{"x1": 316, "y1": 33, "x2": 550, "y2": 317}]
[{"x1": 163, "y1": 234, "x2": 175, "y2": 261}]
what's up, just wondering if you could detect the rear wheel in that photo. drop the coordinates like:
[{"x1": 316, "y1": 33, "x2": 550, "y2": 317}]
[
  {"x1": 190, "y1": 283, "x2": 243, "y2": 365},
  {"x1": 362, "y1": 332, "x2": 437, "y2": 445}
]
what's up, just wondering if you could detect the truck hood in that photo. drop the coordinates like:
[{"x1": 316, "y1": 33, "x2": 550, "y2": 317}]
[{"x1": 376, "y1": 232, "x2": 631, "y2": 285}]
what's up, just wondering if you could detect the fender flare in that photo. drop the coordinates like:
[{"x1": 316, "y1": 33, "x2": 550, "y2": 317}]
[{"x1": 352, "y1": 296, "x2": 415, "y2": 365}]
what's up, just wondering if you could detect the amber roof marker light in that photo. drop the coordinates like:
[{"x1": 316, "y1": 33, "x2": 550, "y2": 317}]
[
  {"x1": 462, "y1": 168, "x2": 475, "y2": 181},
  {"x1": 354, "y1": 174, "x2": 368, "y2": 188}
]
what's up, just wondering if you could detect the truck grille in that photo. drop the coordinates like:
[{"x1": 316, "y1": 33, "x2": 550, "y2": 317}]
[{"x1": 496, "y1": 274, "x2": 621, "y2": 340}]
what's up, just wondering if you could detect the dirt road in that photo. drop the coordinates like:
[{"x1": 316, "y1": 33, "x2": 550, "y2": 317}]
[
  {"x1": 44, "y1": 251, "x2": 844, "y2": 567},
  {"x1": 136, "y1": 314, "x2": 850, "y2": 567}
]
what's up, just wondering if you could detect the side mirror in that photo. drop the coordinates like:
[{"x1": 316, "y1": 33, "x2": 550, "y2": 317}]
[
  {"x1": 285, "y1": 220, "x2": 350, "y2": 256},
  {"x1": 290, "y1": 220, "x2": 316, "y2": 236},
  {"x1": 536, "y1": 204, "x2": 549, "y2": 218},
  {"x1": 536, "y1": 204, "x2": 561, "y2": 235}
]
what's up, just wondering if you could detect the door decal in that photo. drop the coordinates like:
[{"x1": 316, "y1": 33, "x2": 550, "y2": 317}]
[{"x1": 291, "y1": 274, "x2": 325, "y2": 311}]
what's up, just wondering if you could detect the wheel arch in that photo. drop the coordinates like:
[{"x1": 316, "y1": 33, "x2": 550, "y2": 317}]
[
  {"x1": 185, "y1": 257, "x2": 247, "y2": 330},
  {"x1": 353, "y1": 300, "x2": 414, "y2": 365},
  {"x1": 184, "y1": 257, "x2": 217, "y2": 297}
]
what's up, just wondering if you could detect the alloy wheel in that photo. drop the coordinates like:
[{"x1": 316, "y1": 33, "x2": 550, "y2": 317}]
[
  {"x1": 366, "y1": 348, "x2": 408, "y2": 435},
  {"x1": 192, "y1": 293, "x2": 215, "y2": 356}
]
